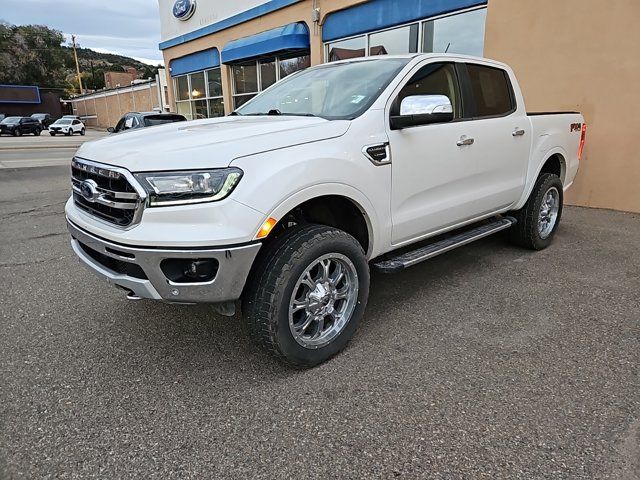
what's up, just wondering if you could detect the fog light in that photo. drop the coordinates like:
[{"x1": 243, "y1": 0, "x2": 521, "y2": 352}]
[{"x1": 160, "y1": 258, "x2": 219, "y2": 283}]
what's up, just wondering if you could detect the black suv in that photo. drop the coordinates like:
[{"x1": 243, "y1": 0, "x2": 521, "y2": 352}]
[
  {"x1": 31, "y1": 113, "x2": 54, "y2": 128},
  {"x1": 0, "y1": 116, "x2": 43, "y2": 136},
  {"x1": 108, "y1": 112, "x2": 186, "y2": 134}
]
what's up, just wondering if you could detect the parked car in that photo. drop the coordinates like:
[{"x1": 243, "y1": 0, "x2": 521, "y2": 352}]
[
  {"x1": 49, "y1": 118, "x2": 85, "y2": 136},
  {"x1": 65, "y1": 54, "x2": 586, "y2": 367},
  {"x1": 0, "y1": 114, "x2": 5, "y2": 122},
  {"x1": 0, "y1": 116, "x2": 42, "y2": 136},
  {"x1": 108, "y1": 112, "x2": 187, "y2": 133},
  {"x1": 62, "y1": 115, "x2": 81, "y2": 120},
  {"x1": 31, "y1": 113, "x2": 54, "y2": 128}
]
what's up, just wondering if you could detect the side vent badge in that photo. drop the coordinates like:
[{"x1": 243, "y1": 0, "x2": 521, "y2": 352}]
[{"x1": 363, "y1": 143, "x2": 391, "y2": 166}]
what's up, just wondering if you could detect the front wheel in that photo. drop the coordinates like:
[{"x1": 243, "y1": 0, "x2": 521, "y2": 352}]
[
  {"x1": 509, "y1": 173, "x2": 563, "y2": 250},
  {"x1": 50, "y1": 132, "x2": 56, "y2": 136},
  {"x1": 243, "y1": 225, "x2": 370, "y2": 368},
  {"x1": 65, "y1": 130, "x2": 71, "y2": 136}
]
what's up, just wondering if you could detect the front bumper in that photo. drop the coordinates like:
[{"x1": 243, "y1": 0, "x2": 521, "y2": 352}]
[{"x1": 67, "y1": 218, "x2": 261, "y2": 303}]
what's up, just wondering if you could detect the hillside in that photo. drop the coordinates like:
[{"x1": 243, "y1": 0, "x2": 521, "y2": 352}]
[{"x1": 0, "y1": 22, "x2": 161, "y2": 93}]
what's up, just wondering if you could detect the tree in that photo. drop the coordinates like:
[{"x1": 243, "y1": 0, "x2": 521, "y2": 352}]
[{"x1": 0, "y1": 23, "x2": 70, "y2": 87}]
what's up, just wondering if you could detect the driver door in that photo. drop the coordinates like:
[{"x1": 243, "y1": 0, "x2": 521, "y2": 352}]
[{"x1": 387, "y1": 62, "x2": 483, "y2": 245}]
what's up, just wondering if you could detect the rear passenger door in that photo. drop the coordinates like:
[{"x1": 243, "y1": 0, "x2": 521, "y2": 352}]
[{"x1": 458, "y1": 63, "x2": 529, "y2": 212}]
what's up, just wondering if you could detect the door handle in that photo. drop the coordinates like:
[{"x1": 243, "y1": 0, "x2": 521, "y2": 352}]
[
  {"x1": 512, "y1": 128, "x2": 526, "y2": 137},
  {"x1": 457, "y1": 136, "x2": 475, "y2": 147}
]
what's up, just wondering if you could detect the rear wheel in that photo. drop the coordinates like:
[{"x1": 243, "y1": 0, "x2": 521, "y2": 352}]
[
  {"x1": 243, "y1": 225, "x2": 370, "y2": 368},
  {"x1": 80, "y1": 128, "x2": 85, "y2": 136},
  {"x1": 14, "y1": 129, "x2": 21, "y2": 137},
  {"x1": 50, "y1": 132, "x2": 56, "y2": 136},
  {"x1": 509, "y1": 173, "x2": 563, "y2": 250},
  {"x1": 34, "y1": 128, "x2": 41, "y2": 136}
]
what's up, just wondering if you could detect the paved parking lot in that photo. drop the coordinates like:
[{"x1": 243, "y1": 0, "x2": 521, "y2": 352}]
[
  {"x1": 0, "y1": 163, "x2": 638, "y2": 479},
  {"x1": 0, "y1": 129, "x2": 107, "y2": 169}
]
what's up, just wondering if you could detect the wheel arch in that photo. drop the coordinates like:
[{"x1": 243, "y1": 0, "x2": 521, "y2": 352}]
[
  {"x1": 261, "y1": 184, "x2": 379, "y2": 258},
  {"x1": 515, "y1": 148, "x2": 568, "y2": 210}
]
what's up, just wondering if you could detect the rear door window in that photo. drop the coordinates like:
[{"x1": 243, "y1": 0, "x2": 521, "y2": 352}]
[{"x1": 466, "y1": 64, "x2": 514, "y2": 117}]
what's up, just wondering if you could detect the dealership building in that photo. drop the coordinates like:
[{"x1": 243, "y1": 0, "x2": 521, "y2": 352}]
[{"x1": 158, "y1": 0, "x2": 639, "y2": 213}]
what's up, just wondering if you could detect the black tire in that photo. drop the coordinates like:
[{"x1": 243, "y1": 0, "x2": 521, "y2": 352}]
[
  {"x1": 80, "y1": 128, "x2": 85, "y2": 136},
  {"x1": 50, "y1": 132, "x2": 56, "y2": 136},
  {"x1": 65, "y1": 130, "x2": 71, "y2": 136},
  {"x1": 509, "y1": 173, "x2": 563, "y2": 250},
  {"x1": 14, "y1": 129, "x2": 21, "y2": 137},
  {"x1": 34, "y1": 128, "x2": 41, "y2": 136},
  {"x1": 243, "y1": 224, "x2": 370, "y2": 368}
]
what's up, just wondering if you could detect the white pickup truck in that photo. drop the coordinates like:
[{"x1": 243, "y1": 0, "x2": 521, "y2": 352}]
[{"x1": 66, "y1": 54, "x2": 586, "y2": 367}]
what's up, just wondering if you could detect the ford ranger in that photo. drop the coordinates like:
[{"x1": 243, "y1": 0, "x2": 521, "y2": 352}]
[{"x1": 65, "y1": 54, "x2": 587, "y2": 367}]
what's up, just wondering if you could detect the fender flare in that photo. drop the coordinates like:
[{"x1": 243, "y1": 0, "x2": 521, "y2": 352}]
[
  {"x1": 259, "y1": 183, "x2": 381, "y2": 258},
  {"x1": 515, "y1": 146, "x2": 568, "y2": 210}
]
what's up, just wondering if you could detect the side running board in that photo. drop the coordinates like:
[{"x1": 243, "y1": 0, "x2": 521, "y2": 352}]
[{"x1": 373, "y1": 217, "x2": 516, "y2": 273}]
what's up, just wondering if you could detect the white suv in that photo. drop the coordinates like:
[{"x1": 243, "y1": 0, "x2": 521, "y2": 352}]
[{"x1": 49, "y1": 118, "x2": 86, "y2": 136}]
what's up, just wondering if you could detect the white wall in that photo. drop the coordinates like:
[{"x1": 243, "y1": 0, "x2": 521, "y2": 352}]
[{"x1": 158, "y1": 0, "x2": 272, "y2": 42}]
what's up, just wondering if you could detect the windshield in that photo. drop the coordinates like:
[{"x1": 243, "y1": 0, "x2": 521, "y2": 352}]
[
  {"x1": 236, "y1": 58, "x2": 410, "y2": 120},
  {"x1": 54, "y1": 119, "x2": 72, "y2": 125},
  {"x1": 1, "y1": 116, "x2": 21, "y2": 124}
]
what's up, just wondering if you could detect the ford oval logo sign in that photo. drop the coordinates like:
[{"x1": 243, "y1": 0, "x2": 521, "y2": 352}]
[{"x1": 173, "y1": 0, "x2": 196, "y2": 21}]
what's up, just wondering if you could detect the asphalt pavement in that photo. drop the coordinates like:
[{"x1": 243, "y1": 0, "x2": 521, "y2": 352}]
[{"x1": 0, "y1": 163, "x2": 638, "y2": 479}]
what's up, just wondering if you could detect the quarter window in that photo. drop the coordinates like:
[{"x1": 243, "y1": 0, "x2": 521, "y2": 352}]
[{"x1": 466, "y1": 64, "x2": 514, "y2": 117}]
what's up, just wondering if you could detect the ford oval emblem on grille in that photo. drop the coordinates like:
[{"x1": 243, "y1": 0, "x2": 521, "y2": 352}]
[{"x1": 80, "y1": 179, "x2": 99, "y2": 203}]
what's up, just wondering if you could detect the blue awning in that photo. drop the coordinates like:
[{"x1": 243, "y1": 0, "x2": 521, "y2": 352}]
[
  {"x1": 323, "y1": 0, "x2": 487, "y2": 42},
  {"x1": 170, "y1": 48, "x2": 220, "y2": 77},
  {"x1": 221, "y1": 22, "x2": 309, "y2": 64}
]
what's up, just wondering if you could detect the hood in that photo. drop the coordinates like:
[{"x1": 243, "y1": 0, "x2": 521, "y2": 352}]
[{"x1": 75, "y1": 116, "x2": 351, "y2": 172}]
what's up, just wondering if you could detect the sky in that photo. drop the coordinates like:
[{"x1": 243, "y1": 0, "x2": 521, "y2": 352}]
[{"x1": 0, "y1": 0, "x2": 164, "y2": 65}]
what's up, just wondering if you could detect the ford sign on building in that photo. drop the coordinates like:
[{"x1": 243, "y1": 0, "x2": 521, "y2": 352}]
[
  {"x1": 172, "y1": 0, "x2": 196, "y2": 21},
  {"x1": 156, "y1": 0, "x2": 640, "y2": 214}
]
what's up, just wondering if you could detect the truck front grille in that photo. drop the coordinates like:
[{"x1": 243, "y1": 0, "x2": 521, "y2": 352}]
[{"x1": 71, "y1": 158, "x2": 145, "y2": 228}]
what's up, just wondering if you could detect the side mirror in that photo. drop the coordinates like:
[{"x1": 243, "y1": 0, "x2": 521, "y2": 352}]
[
  {"x1": 107, "y1": 127, "x2": 115, "y2": 133},
  {"x1": 390, "y1": 94, "x2": 454, "y2": 130}
]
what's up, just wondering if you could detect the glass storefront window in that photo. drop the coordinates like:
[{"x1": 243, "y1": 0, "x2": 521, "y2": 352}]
[
  {"x1": 174, "y1": 67, "x2": 224, "y2": 119},
  {"x1": 232, "y1": 53, "x2": 311, "y2": 109},
  {"x1": 369, "y1": 24, "x2": 419, "y2": 56},
  {"x1": 206, "y1": 69, "x2": 222, "y2": 97},
  {"x1": 176, "y1": 75, "x2": 189, "y2": 101},
  {"x1": 193, "y1": 99, "x2": 208, "y2": 119},
  {"x1": 232, "y1": 62, "x2": 259, "y2": 95},
  {"x1": 189, "y1": 71, "x2": 206, "y2": 99},
  {"x1": 279, "y1": 55, "x2": 310, "y2": 78},
  {"x1": 176, "y1": 101, "x2": 192, "y2": 120},
  {"x1": 208, "y1": 98, "x2": 225, "y2": 118},
  {"x1": 327, "y1": 36, "x2": 366, "y2": 62},
  {"x1": 260, "y1": 60, "x2": 277, "y2": 90},
  {"x1": 422, "y1": 8, "x2": 486, "y2": 56}
]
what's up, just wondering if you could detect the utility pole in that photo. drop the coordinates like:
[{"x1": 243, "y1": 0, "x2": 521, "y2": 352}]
[{"x1": 71, "y1": 35, "x2": 84, "y2": 94}]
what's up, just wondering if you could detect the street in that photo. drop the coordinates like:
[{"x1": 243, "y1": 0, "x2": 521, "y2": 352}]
[
  {"x1": 0, "y1": 159, "x2": 638, "y2": 478},
  {"x1": 0, "y1": 129, "x2": 107, "y2": 169}
]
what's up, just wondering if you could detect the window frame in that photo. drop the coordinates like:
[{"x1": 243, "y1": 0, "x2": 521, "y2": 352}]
[
  {"x1": 231, "y1": 53, "x2": 311, "y2": 109},
  {"x1": 324, "y1": 5, "x2": 487, "y2": 61},
  {"x1": 460, "y1": 62, "x2": 517, "y2": 120},
  {"x1": 389, "y1": 61, "x2": 468, "y2": 129},
  {"x1": 173, "y1": 67, "x2": 225, "y2": 120}
]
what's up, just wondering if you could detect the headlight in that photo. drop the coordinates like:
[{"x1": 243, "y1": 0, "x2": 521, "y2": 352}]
[{"x1": 135, "y1": 168, "x2": 243, "y2": 207}]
